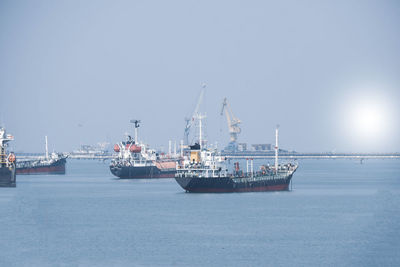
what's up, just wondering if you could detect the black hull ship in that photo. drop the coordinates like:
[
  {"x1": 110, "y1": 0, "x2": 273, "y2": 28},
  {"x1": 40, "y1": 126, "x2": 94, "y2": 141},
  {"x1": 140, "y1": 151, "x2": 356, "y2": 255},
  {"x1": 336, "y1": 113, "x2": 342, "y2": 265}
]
[
  {"x1": 175, "y1": 123, "x2": 297, "y2": 193},
  {"x1": 175, "y1": 165, "x2": 296, "y2": 193},
  {"x1": 16, "y1": 157, "x2": 66, "y2": 175},
  {"x1": 16, "y1": 136, "x2": 67, "y2": 175},
  {"x1": 0, "y1": 166, "x2": 16, "y2": 187},
  {"x1": 110, "y1": 120, "x2": 177, "y2": 179},
  {"x1": 0, "y1": 128, "x2": 16, "y2": 187},
  {"x1": 110, "y1": 160, "x2": 176, "y2": 179}
]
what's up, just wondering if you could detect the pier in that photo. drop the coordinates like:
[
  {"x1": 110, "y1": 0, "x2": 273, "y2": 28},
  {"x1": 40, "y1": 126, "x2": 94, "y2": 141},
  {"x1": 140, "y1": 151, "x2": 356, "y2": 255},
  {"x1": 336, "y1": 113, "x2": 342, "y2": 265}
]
[
  {"x1": 14, "y1": 152, "x2": 400, "y2": 160},
  {"x1": 222, "y1": 152, "x2": 400, "y2": 160}
]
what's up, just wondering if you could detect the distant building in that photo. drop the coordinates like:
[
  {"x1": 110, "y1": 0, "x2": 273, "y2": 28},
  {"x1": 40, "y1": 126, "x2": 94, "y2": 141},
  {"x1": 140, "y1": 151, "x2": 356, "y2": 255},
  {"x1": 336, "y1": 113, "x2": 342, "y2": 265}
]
[
  {"x1": 237, "y1": 143, "x2": 247, "y2": 151},
  {"x1": 251, "y1": 144, "x2": 272, "y2": 151}
]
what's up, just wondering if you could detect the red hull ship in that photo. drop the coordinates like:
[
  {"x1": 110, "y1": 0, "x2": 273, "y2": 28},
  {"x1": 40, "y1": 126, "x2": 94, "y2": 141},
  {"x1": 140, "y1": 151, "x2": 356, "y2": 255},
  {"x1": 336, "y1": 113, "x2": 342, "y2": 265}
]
[
  {"x1": 16, "y1": 157, "x2": 66, "y2": 175},
  {"x1": 16, "y1": 136, "x2": 67, "y2": 175},
  {"x1": 175, "y1": 122, "x2": 298, "y2": 193}
]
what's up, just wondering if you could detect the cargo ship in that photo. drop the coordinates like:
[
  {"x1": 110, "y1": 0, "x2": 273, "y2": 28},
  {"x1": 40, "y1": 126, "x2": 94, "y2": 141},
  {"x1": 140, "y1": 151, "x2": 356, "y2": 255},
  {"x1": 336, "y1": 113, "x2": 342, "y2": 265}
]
[
  {"x1": 0, "y1": 127, "x2": 16, "y2": 187},
  {"x1": 16, "y1": 136, "x2": 67, "y2": 175},
  {"x1": 109, "y1": 120, "x2": 178, "y2": 179},
  {"x1": 175, "y1": 122, "x2": 297, "y2": 193}
]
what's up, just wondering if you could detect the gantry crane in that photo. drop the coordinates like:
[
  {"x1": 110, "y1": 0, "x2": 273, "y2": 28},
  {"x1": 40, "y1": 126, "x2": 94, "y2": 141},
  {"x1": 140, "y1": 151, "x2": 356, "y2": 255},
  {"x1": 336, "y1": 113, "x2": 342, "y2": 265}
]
[
  {"x1": 184, "y1": 84, "x2": 205, "y2": 145},
  {"x1": 220, "y1": 98, "x2": 241, "y2": 150}
]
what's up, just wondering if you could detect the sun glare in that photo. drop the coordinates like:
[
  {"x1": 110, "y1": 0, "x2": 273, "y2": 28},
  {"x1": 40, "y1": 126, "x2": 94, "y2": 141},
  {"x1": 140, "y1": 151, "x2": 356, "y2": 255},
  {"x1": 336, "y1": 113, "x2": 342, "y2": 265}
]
[
  {"x1": 344, "y1": 90, "x2": 393, "y2": 144},
  {"x1": 336, "y1": 82, "x2": 400, "y2": 152},
  {"x1": 351, "y1": 102, "x2": 385, "y2": 139}
]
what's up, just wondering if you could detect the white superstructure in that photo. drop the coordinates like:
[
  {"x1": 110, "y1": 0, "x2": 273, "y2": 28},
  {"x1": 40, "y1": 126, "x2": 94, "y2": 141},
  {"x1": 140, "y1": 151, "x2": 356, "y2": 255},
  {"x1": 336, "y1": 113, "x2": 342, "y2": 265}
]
[
  {"x1": 176, "y1": 145, "x2": 228, "y2": 178},
  {"x1": 0, "y1": 127, "x2": 15, "y2": 168}
]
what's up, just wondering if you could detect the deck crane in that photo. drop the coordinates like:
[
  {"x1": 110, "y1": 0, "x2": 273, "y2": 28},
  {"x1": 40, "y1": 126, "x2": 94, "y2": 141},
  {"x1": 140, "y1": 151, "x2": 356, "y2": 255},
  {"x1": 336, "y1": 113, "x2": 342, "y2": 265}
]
[
  {"x1": 220, "y1": 98, "x2": 241, "y2": 151},
  {"x1": 184, "y1": 84, "x2": 205, "y2": 145}
]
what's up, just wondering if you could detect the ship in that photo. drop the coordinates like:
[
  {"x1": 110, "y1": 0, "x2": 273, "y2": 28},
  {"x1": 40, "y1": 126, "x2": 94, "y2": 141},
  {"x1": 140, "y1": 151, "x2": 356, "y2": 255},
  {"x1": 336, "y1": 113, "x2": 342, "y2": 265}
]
[
  {"x1": 16, "y1": 136, "x2": 67, "y2": 175},
  {"x1": 109, "y1": 120, "x2": 178, "y2": 179},
  {"x1": 0, "y1": 127, "x2": 16, "y2": 187},
  {"x1": 175, "y1": 119, "x2": 298, "y2": 193}
]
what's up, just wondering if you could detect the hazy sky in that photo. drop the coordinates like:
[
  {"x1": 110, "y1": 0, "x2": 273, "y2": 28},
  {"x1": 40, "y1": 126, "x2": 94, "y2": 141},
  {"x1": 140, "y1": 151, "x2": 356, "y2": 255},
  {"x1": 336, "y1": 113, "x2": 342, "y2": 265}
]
[{"x1": 1, "y1": 0, "x2": 399, "y2": 153}]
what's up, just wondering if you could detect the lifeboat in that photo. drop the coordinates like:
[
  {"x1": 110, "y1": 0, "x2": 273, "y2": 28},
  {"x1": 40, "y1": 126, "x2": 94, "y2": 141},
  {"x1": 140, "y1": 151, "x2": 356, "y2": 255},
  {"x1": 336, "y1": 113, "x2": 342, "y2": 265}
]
[
  {"x1": 129, "y1": 145, "x2": 141, "y2": 153},
  {"x1": 8, "y1": 153, "x2": 16, "y2": 163},
  {"x1": 114, "y1": 144, "x2": 120, "y2": 152}
]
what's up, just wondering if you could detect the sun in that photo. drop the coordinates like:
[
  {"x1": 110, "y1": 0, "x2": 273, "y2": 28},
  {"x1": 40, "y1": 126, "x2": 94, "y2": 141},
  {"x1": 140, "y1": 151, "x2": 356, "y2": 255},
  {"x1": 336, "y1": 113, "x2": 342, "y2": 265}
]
[
  {"x1": 351, "y1": 102, "x2": 384, "y2": 138},
  {"x1": 347, "y1": 95, "x2": 389, "y2": 142},
  {"x1": 337, "y1": 83, "x2": 398, "y2": 151}
]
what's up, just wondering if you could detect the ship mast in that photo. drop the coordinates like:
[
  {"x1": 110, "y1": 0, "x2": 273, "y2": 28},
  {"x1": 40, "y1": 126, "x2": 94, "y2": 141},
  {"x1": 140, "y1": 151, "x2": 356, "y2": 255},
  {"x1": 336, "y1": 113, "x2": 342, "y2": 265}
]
[
  {"x1": 275, "y1": 125, "x2": 279, "y2": 173},
  {"x1": 196, "y1": 113, "x2": 206, "y2": 148},
  {"x1": 130, "y1": 119, "x2": 141, "y2": 144},
  {"x1": 45, "y1": 136, "x2": 49, "y2": 160}
]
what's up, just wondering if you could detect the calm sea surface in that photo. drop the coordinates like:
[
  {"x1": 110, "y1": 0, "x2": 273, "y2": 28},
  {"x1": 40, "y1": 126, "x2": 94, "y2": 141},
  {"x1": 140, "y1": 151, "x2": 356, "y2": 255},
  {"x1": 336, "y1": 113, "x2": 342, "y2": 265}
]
[{"x1": 0, "y1": 159, "x2": 399, "y2": 266}]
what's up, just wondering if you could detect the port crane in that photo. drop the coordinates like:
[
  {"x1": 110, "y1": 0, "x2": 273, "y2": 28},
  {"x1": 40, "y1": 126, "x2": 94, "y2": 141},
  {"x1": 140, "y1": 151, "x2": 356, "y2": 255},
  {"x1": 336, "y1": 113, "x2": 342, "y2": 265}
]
[
  {"x1": 220, "y1": 98, "x2": 241, "y2": 151},
  {"x1": 184, "y1": 84, "x2": 205, "y2": 145}
]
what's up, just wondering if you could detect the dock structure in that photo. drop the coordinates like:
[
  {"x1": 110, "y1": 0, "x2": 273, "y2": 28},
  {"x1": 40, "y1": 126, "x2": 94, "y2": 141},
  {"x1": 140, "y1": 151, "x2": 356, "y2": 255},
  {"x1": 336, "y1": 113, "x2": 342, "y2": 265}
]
[
  {"x1": 67, "y1": 153, "x2": 113, "y2": 160},
  {"x1": 15, "y1": 152, "x2": 400, "y2": 161},
  {"x1": 223, "y1": 152, "x2": 400, "y2": 160}
]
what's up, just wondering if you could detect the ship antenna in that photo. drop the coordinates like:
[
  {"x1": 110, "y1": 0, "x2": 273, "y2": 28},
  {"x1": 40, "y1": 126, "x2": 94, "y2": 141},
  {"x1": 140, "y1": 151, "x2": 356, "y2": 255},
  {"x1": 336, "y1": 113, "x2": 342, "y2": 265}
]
[
  {"x1": 275, "y1": 124, "x2": 279, "y2": 173},
  {"x1": 45, "y1": 136, "x2": 49, "y2": 160},
  {"x1": 130, "y1": 119, "x2": 141, "y2": 144}
]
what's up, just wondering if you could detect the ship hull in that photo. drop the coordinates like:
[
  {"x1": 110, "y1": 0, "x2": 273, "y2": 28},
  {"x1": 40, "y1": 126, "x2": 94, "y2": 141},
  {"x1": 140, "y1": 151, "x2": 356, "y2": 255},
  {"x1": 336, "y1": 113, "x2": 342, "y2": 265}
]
[
  {"x1": 175, "y1": 174, "x2": 293, "y2": 193},
  {"x1": 0, "y1": 166, "x2": 16, "y2": 187},
  {"x1": 110, "y1": 165, "x2": 175, "y2": 179},
  {"x1": 16, "y1": 158, "x2": 66, "y2": 175}
]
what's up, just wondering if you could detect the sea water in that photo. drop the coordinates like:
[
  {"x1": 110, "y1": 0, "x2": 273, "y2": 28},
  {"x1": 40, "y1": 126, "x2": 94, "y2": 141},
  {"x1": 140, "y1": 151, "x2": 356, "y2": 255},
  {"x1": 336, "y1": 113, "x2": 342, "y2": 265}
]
[{"x1": 0, "y1": 159, "x2": 399, "y2": 266}]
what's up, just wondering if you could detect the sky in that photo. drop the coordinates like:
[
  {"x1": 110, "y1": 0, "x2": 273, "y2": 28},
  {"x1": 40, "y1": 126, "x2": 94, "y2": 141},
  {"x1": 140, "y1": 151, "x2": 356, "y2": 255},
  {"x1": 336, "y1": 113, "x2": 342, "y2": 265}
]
[{"x1": 1, "y1": 0, "x2": 399, "y2": 153}]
